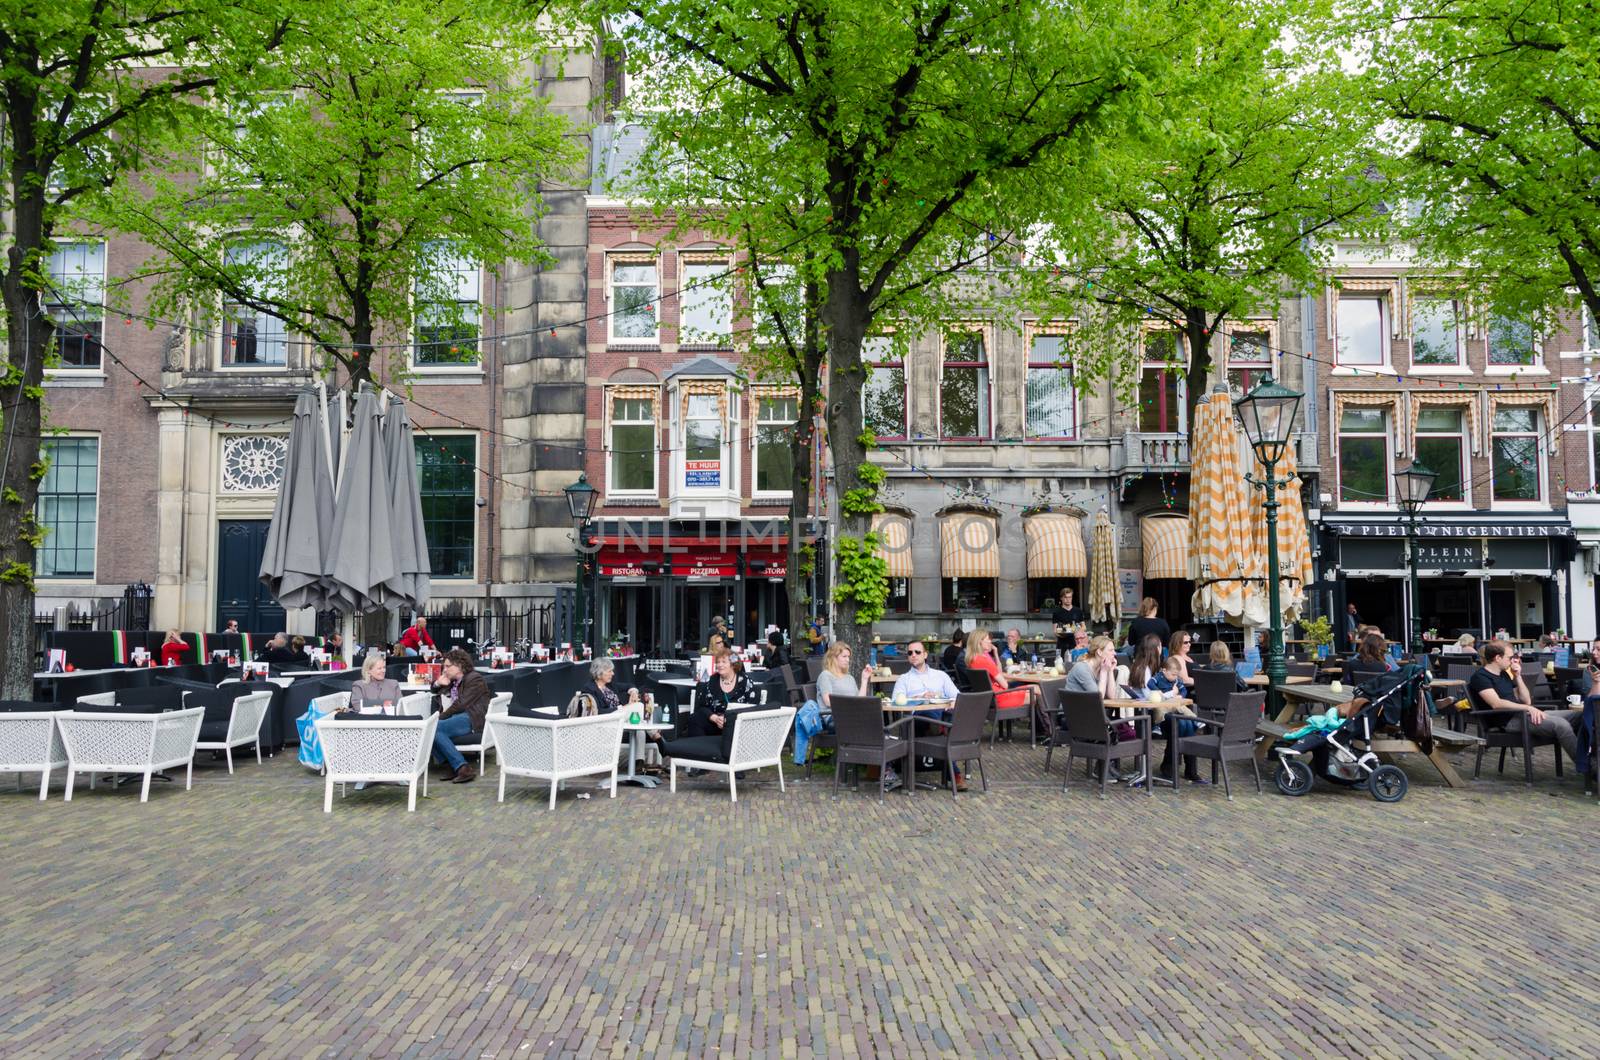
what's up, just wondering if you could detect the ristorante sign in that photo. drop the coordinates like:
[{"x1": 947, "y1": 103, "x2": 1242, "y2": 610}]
[{"x1": 1333, "y1": 522, "x2": 1569, "y2": 539}]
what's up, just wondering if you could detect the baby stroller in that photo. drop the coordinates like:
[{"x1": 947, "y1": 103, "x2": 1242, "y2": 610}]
[{"x1": 1273, "y1": 663, "x2": 1433, "y2": 803}]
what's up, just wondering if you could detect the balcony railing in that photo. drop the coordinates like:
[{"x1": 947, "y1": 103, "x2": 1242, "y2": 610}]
[{"x1": 1119, "y1": 429, "x2": 1318, "y2": 473}]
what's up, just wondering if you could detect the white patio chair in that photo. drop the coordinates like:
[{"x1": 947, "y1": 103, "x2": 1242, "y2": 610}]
[
  {"x1": 56, "y1": 707, "x2": 205, "y2": 803},
  {"x1": 194, "y1": 691, "x2": 273, "y2": 774},
  {"x1": 486, "y1": 711, "x2": 627, "y2": 809},
  {"x1": 398, "y1": 691, "x2": 432, "y2": 717},
  {"x1": 73, "y1": 692, "x2": 116, "y2": 708},
  {"x1": 668, "y1": 706, "x2": 796, "y2": 803},
  {"x1": 310, "y1": 691, "x2": 350, "y2": 716},
  {"x1": 452, "y1": 692, "x2": 512, "y2": 771},
  {"x1": 0, "y1": 710, "x2": 68, "y2": 800},
  {"x1": 313, "y1": 713, "x2": 439, "y2": 812}
]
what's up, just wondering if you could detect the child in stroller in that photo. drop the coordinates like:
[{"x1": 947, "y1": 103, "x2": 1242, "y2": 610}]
[{"x1": 1273, "y1": 663, "x2": 1433, "y2": 802}]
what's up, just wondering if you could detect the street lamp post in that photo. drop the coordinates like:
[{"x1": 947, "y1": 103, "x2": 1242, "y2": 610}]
[
  {"x1": 1394, "y1": 461, "x2": 1438, "y2": 658},
  {"x1": 563, "y1": 473, "x2": 599, "y2": 656},
  {"x1": 1236, "y1": 376, "x2": 1304, "y2": 720}
]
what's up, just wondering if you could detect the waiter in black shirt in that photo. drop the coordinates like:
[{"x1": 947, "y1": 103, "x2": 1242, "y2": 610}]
[{"x1": 1052, "y1": 587, "x2": 1085, "y2": 655}]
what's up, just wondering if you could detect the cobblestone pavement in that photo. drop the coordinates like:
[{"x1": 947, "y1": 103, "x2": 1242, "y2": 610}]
[{"x1": 2, "y1": 739, "x2": 1596, "y2": 1058}]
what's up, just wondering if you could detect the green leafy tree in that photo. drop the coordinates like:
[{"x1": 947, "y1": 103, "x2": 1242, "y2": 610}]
[
  {"x1": 1364, "y1": 0, "x2": 1600, "y2": 328},
  {"x1": 0, "y1": 0, "x2": 291, "y2": 697},
  {"x1": 604, "y1": 0, "x2": 1208, "y2": 661},
  {"x1": 94, "y1": 0, "x2": 580, "y2": 387},
  {"x1": 1044, "y1": 0, "x2": 1386, "y2": 419}
]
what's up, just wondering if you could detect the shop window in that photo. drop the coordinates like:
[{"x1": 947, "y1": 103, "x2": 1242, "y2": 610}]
[
  {"x1": 1337, "y1": 296, "x2": 1387, "y2": 366},
  {"x1": 1338, "y1": 407, "x2": 1390, "y2": 503},
  {"x1": 940, "y1": 328, "x2": 990, "y2": 439},
  {"x1": 413, "y1": 434, "x2": 476, "y2": 578},
  {"x1": 1411, "y1": 298, "x2": 1463, "y2": 367},
  {"x1": 1025, "y1": 332, "x2": 1076, "y2": 439},
  {"x1": 221, "y1": 239, "x2": 288, "y2": 366},
  {"x1": 1487, "y1": 313, "x2": 1538, "y2": 367},
  {"x1": 414, "y1": 242, "x2": 481, "y2": 366},
  {"x1": 941, "y1": 577, "x2": 997, "y2": 613},
  {"x1": 863, "y1": 335, "x2": 906, "y2": 441},
  {"x1": 37, "y1": 437, "x2": 98, "y2": 578},
  {"x1": 45, "y1": 242, "x2": 105, "y2": 369},
  {"x1": 609, "y1": 258, "x2": 658, "y2": 342},
  {"x1": 885, "y1": 578, "x2": 910, "y2": 614},
  {"x1": 609, "y1": 396, "x2": 657, "y2": 494},
  {"x1": 1413, "y1": 408, "x2": 1466, "y2": 502},
  {"x1": 753, "y1": 393, "x2": 799, "y2": 494},
  {"x1": 1491, "y1": 407, "x2": 1542, "y2": 502}
]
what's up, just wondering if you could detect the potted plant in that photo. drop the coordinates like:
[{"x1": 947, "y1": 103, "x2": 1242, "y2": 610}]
[{"x1": 1300, "y1": 615, "x2": 1334, "y2": 660}]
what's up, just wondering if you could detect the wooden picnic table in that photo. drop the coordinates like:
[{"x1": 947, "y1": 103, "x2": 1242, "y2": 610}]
[
  {"x1": 1259, "y1": 682, "x2": 1483, "y2": 787},
  {"x1": 1244, "y1": 673, "x2": 1311, "y2": 688}
]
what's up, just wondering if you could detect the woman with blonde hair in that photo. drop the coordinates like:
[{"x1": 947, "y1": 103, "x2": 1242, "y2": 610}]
[
  {"x1": 817, "y1": 641, "x2": 870, "y2": 708},
  {"x1": 1066, "y1": 634, "x2": 1119, "y2": 699},
  {"x1": 965, "y1": 627, "x2": 1028, "y2": 710}
]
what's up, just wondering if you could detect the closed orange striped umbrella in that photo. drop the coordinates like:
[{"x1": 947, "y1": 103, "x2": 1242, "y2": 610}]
[
  {"x1": 1187, "y1": 390, "x2": 1253, "y2": 623},
  {"x1": 1088, "y1": 509, "x2": 1118, "y2": 623},
  {"x1": 1248, "y1": 443, "x2": 1313, "y2": 623}
]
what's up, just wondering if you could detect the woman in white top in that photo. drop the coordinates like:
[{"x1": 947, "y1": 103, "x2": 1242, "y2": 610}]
[
  {"x1": 348, "y1": 652, "x2": 402, "y2": 713},
  {"x1": 814, "y1": 641, "x2": 869, "y2": 710},
  {"x1": 1065, "y1": 635, "x2": 1119, "y2": 700}
]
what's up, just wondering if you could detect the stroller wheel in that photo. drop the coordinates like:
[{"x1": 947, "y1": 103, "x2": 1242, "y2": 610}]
[
  {"x1": 1274, "y1": 757, "x2": 1313, "y2": 797},
  {"x1": 1368, "y1": 764, "x2": 1408, "y2": 803}
]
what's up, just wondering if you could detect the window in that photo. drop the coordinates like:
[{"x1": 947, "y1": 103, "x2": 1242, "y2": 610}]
[
  {"x1": 609, "y1": 258, "x2": 658, "y2": 342},
  {"x1": 748, "y1": 263, "x2": 797, "y2": 348},
  {"x1": 683, "y1": 392, "x2": 724, "y2": 490},
  {"x1": 1338, "y1": 408, "x2": 1390, "y2": 503},
  {"x1": 1488, "y1": 313, "x2": 1537, "y2": 367},
  {"x1": 1413, "y1": 408, "x2": 1466, "y2": 502},
  {"x1": 1588, "y1": 393, "x2": 1600, "y2": 491},
  {"x1": 940, "y1": 328, "x2": 990, "y2": 439},
  {"x1": 885, "y1": 576, "x2": 911, "y2": 614},
  {"x1": 679, "y1": 258, "x2": 732, "y2": 346},
  {"x1": 863, "y1": 336, "x2": 906, "y2": 441},
  {"x1": 1491, "y1": 407, "x2": 1541, "y2": 502},
  {"x1": 221, "y1": 240, "x2": 288, "y2": 366},
  {"x1": 608, "y1": 395, "x2": 656, "y2": 494},
  {"x1": 1025, "y1": 332, "x2": 1076, "y2": 439},
  {"x1": 1410, "y1": 298, "x2": 1463, "y2": 367},
  {"x1": 414, "y1": 244, "x2": 481, "y2": 366},
  {"x1": 1140, "y1": 331, "x2": 1184, "y2": 433},
  {"x1": 216, "y1": 93, "x2": 290, "y2": 183},
  {"x1": 942, "y1": 578, "x2": 997, "y2": 613},
  {"x1": 418, "y1": 90, "x2": 483, "y2": 181},
  {"x1": 1336, "y1": 296, "x2": 1386, "y2": 366},
  {"x1": 1226, "y1": 329, "x2": 1271, "y2": 399},
  {"x1": 45, "y1": 242, "x2": 105, "y2": 368},
  {"x1": 753, "y1": 393, "x2": 799, "y2": 494},
  {"x1": 413, "y1": 435, "x2": 476, "y2": 578},
  {"x1": 37, "y1": 438, "x2": 98, "y2": 578}
]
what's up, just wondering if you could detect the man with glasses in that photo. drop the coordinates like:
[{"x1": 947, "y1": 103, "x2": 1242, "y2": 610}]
[{"x1": 892, "y1": 641, "x2": 960, "y2": 702}]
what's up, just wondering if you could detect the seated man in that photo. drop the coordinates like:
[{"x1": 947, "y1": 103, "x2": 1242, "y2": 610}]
[
  {"x1": 890, "y1": 641, "x2": 960, "y2": 702},
  {"x1": 1468, "y1": 640, "x2": 1581, "y2": 771},
  {"x1": 397, "y1": 616, "x2": 436, "y2": 658},
  {"x1": 257, "y1": 634, "x2": 300, "y2": 667},
  {"x1": 998, "y1": 628, "x2": 1027, "y2": 666},
  {"x1": 430, "y1": 648, "x2": 489, "y2": 783}
]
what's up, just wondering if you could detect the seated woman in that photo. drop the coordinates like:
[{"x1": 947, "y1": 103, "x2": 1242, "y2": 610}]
[
  {"x1": 1194, "y1": 640, "x2": 1249, "y2": 693},
  {"x1": 289, "y1": 635, "x2": 311, "y2": 666},
  {"x1": 815, "y1": 642, "x2": 868, "y2": 713},
  {"x1": 761, "y1": 630, "x2": 790, "y2": 670},
  {"x1": 1127, "y1": 634, "x2": 1166, "y2": 697},
  {"x1": 348, "y1": 652, "x2": 403, "y2": 713},
  {"x1": 939, "y1": 629, "x2": 966, "y2": 672},
  {"x1": 965, "y1": 628, "x2": 1028, "y2": 711},
  {"x1": 578, "y1": 657, "x2": 639, "y2": 715},
  {"x1": 1066, "y1": 635, "x2": 1120, "y2": 699},
  {"x1": 1345, "y1": 631, "x2": 1394, "y2": 683},
  {"x1": 159, "y1": 629, "x2": 190, "y2": 667},
  {"x1": 1444, "y1": 633, "x2": 1477, "y2": 656},
  {"x1": 1166, "y1": 631, "x2": 1197, "y2": 684},
  {"x1": 687, "y1": 649, "x2": 756, "y2": 738}
]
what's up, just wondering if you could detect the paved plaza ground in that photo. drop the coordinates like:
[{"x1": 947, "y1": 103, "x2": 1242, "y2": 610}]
[{"x1": 2, "y1": 740, "x2": 1596, "y2": 1058}]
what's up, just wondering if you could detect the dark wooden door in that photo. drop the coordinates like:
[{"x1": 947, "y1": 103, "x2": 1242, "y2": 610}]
[{"x1": 217, "y1": 520, "x2": 287, "y2": 634}]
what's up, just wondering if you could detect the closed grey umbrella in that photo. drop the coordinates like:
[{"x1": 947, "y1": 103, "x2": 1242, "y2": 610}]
[
  {"x1": 324, "y1": 387, "x2": 400, "y2": 613},
  {"x1": 260, "y1": 390, "x2": 336, "y2": 610},
  {"x1": 380, "y1": 398, "x2": 431, "y2": 608}
]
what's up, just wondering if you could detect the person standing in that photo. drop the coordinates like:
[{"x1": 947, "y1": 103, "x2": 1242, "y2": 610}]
[
  {"x1": 1344, "y1": 602, "x2": 1361, "y2": 649},
  {"x1": 1124, "y1": 598, "x2": 1171, "y2": 649},
  {"x1": 1052, "y1": 587, "x2": 1085, "y2": 656}
]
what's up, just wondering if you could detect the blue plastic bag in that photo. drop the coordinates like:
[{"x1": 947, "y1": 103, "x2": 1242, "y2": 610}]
[{"x1": 296, "y1": 702, "x2": 333, "y2": 770}]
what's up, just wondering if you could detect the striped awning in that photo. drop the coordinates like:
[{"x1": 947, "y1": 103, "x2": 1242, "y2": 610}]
[
  {"x1": 1024, "y1": 514, "x2": 1086, "y2": 578},
  {"x1": 872, "y1": 513, "x2": 914, "y2": 579},
  {"x1": 941, "y1": 512, "x2": 1000, "y2": 579},
  {"x1": 1141, "y1": 516, "x2": 1190, "y2": 580}
]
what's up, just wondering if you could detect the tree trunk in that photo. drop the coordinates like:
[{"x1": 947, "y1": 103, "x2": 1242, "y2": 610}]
[
  {"x1": 0, "y1": 250, "x2": 54, "y2": 698},
  {"x1": 823, "y1": 263, "x2": 872, "y2": 668},
  {"x1": 1184, "y1": 307, "x2": 1215, "y2": 423},
  {"x1": 784, "y1": 294, "x2": 825, "y2": 644}
]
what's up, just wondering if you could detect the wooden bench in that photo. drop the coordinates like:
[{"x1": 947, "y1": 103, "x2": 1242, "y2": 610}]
[{"x1": 1255, "y1": 716, "x2": 1483, "y2": 789}]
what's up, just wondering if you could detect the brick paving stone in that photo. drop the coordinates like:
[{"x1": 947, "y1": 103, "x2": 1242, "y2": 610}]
[{"x1": 0, "y1": 742, "x2": 1597, "y2": 1057}]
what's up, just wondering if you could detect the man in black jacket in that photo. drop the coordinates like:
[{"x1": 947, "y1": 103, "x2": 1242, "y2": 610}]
[{"x1": 430, "y1": 648, "x2": 490, "y2": 782}]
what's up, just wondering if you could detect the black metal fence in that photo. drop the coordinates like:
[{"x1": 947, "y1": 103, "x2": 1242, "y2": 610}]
[
  {"x1": 394, "y1": 599, "x2": 563, "y2": 652},
  {"x1": 32, "y1": 582, "x2": 154, "y2": 665}
]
